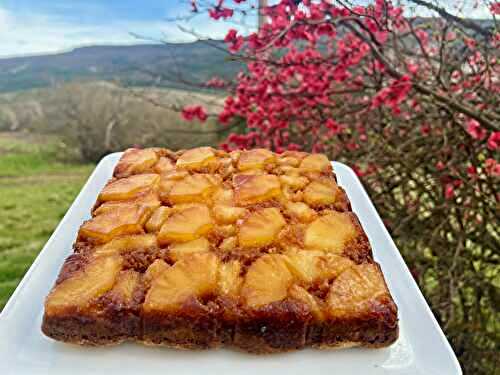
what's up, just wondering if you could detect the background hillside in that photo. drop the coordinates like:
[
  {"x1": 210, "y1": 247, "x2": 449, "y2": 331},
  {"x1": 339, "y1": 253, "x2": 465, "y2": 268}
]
[{"x1": 0, "y1": 41, "x2": 242, "y2": 92}]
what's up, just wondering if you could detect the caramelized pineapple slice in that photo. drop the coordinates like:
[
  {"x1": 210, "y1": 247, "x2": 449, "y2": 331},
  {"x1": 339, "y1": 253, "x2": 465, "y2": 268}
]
[
  {"x1": 279, "y1": 175, "x2": 309, "y2": 191},
  {"x1": 289, "y1": 284, "x2": 324, "y2": 320},
  {"x1": 285, "y1": 201, "x2": 317, "y2": 222},
  {"x1": 144, "y1": 259, "x2": 170, "y2": 287},
  {"x1": 283, "y1": 249, "x2": 354, "y2": 284},
  {"x1": 280, "y1": 185, "x2": 294, "y2": 202},
  {"x1": 291, "y1": 190, "x2": 304, "y2": 202},
  {"x1": 237, "y1": 149, "x2": 276, "y2": 171},
  {"x1": 283, "y1": 250, "x2": 324, "y2": 283},
  {"x1": 161, "y1": 169, "x2": 189, "y2": 181},
  {"x1": 233, "y1": 174, "x2": 281, "y2": 206},
  {"x1": 94, "y1": 201, "x2": 136, "y2": 216},
  {"x1": 212, "y1": 188, "x2": 234, "y2": 206},
  {"x1": 215, "y1": 224, "x2": 237, "y2": 237},
  {"x1": 94, "y1": 192, "x2": 160, "y2": 216},
  {"x1": 281, "y1": 151, "x2": 308, "y2": 160},
  {"x1": 238, "y1": 207, "x2": 286, "y2": 248},
  {"x1": 138, "y1": 192, "x2": 162, "y2": 213},
  {"x1": 169, "y1": 174, "x2": 217, "y2": 204},
  {"x1": 145, "y1": 206, "x2": 172, "y2": 233},
  {"x1": 327, "y1": 263, "x2": 389, "y2": 318},
  {"x1": 170, "y1": 202, "x2": 207, "y2": 212},
  {"x1": 241, "y1": 254, "x2": 293, "y2": 308},
  {"x1": 218, "y1": 260, "x2": 243, "y2": 296},
  {"x1": 114, "y1": 148, "x2": 159, "y2": 177},
  {"x1": 93, "y1": 233, "x2": 157, "y2": 258},
  {"x1": 158, "y1": 171, "x2": 189, "y2": 202},
  {"x1": 157, "y1": 205, "x2": 214, "y2": 244},
  {"x1": 99, "y1": 174, "x2": 160, "y2": 202},
  {"x1": 213, "y1": 205, "x2": 247, "y2": 224},
  {"x1": 299, "y1": 153, "x2": 331, "y2": 173},
  {"x1": 205, "y1": 173, "x2": 223, "y2": 186},
  {"x1": 45, "y1": 255, "x2": 122, "y2": 315},
  {"x1": 237, "y1": 169, "x2": 266, "y2": 176},
  {"x1": 281, "y1": 166, "x2": 301, "y2": 176},
  {"x1": 303, "y1": 180, "x2": 339, "y2": 207},
  {"x1": 153, "y1": 156, "x2": 175, "y2": 174},
  {"x1": 219, "y1": 157, "x2": 235, "y2": 179},
  {"x1": 79, "y1": 206, "x2": 148, "y2": 244},
  {"x1": 219, "y1": 236, "x2": 238, "y2": 252},
  {"x1": 229, "y1": 150, "x2": 241, "y2": 163},
  {"x1": 277, "y1": 156, "x2": 300, "y2": 167},
  {"x1": 109, "y1": 270, "x2": 140, "y2": 304},
  {"x1": 176, "y1": 147, "x2": 217, "y2": 171},
  {"x1": 144, "y1": 253, "x2": 219, "y2": 312},
  {"x1": 158, "y1": 178, "x2": 176, "y2": 202},
  {"x1": 304, "y1": 212, "x2": 357, "y2": 253},
  {"x1": 169, "y1": 237, "x2": 210, "y2": 261}
]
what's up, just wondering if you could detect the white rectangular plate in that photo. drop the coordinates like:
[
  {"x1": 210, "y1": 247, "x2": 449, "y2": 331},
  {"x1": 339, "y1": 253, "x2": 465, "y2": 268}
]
[{"x1": 0, "y1": 153, "x2": 461, "y2": 375}]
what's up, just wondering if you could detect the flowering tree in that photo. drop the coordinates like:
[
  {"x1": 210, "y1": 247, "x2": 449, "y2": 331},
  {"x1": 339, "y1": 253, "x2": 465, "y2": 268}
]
[{"x1": 180, "y1": 0, "x2": 499, "y2": 372}]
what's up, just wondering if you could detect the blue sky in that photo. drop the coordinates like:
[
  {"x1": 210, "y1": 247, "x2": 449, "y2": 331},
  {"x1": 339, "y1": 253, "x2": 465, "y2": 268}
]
[
  {"x1": 0, "y1": 0, "x2": 252, "y2": 57},
  {"x1": 0, "y1": 0, "x2": 492, "y2": 58}
]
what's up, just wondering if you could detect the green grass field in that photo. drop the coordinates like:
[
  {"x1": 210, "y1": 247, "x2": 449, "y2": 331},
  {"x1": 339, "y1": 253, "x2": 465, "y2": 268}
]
[{"x1": 0, "y1": 132, "x2": 93, "y2": 309}]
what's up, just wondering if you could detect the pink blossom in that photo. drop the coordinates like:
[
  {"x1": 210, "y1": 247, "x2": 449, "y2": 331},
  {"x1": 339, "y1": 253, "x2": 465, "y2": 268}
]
[
  {"x1": 407, "y1": 63, "x2": 419, "y2": 75},
  {"x1": 444, "y1": 183, "x2": 455, "y2": 199},
  {"x1": 325, "y1": 119, "x2": 344, "y2": 135},
  {"x1": 205, "y1": 77, "x2": 226, "y2": 88},
  {"x1": 224, "y1": 29, "x2": 244, "y2": 52},
  {"x1": 485, "y1": 159, "x2": 500, "y2": 177},
  {"x1": 436, "y1": 161, "x2": 445, "y2": 170},
  {"x1": 445, "y1": 31, "x2": 456, "y2": 41},
  {"x1": 466, "y1": 119, "x2": 487, "y2": 140},
  {"x1": 181, "y1": 105, "x2": 207, "y2": 122},
  {"x1": 208, "y1": 6, "x2": 233, "y2": 20},
  {"x1": 420, "y1": 124, "x2": 431, "y2": 136},
  {"x1": 466, "y1": 165, "x2": 477, "y2": 177},
  {"x1": 490, "y1": 2, "x2": 500, "y2": 14},
  {"x1": 464, "y1": 37, "x2": 476, "y2": 49},
  {"x1": 224, "y1": 29, "x2": 238, "y2": 43},
  {"x1": 487, "y1": 132, "x2": 500, "y2": 150},
  {"x1": 352, "y1": 164, "x2": 364, "y2": 177},
  {"x1": 414, "y1": 29, "x2": 429, "y2": 47},
  {"x1": 372, "y1": 75, "x2": 412, "y2": 112}
]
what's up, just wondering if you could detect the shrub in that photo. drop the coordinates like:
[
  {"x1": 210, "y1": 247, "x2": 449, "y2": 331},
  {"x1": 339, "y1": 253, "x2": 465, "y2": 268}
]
[{"x1": 24, "y1": 82, "x2": 223, "y2": 162}]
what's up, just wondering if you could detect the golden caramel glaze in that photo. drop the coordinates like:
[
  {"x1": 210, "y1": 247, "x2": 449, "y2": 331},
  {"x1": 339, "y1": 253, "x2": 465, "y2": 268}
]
[{"x1": 42, "y1": 147, "x2": 398, "y2": 352}]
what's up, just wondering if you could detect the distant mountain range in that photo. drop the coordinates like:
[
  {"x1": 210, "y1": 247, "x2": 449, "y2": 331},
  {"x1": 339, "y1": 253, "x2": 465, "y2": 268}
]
[{"x1": 0, "y1": 41, "x2": 242, "y2": 92}]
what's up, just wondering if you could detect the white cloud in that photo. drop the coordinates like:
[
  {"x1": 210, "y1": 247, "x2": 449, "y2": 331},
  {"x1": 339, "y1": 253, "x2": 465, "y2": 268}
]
[
  {"x1": 0, "y1": 7, "x2": 133, "y2": 57},
  {"x1": 0, "y1": 5, "x2": 255, "y2": 58}
]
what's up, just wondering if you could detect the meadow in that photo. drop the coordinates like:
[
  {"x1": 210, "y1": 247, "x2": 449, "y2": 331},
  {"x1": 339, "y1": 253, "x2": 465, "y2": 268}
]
[{"x1": 0, "y1": 132, "x2": 93, "y2": 309}]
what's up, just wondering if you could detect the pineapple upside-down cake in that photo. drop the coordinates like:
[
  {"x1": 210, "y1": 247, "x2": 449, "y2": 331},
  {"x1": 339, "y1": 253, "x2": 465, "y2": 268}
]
[{"x1": 42, "y1": 147, "x2": 398, "y2": 353}]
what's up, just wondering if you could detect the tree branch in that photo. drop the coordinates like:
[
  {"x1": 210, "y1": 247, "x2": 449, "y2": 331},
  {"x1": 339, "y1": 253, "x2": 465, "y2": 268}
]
[{"x1": 407, "y1": 0, "x2": 492, "y2": 39}]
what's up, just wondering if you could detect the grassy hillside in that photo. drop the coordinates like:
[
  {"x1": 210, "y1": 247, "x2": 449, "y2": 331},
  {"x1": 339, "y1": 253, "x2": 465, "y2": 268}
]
[{"x1": 0, "y1": 133, "x2": 94, "y2": 309}]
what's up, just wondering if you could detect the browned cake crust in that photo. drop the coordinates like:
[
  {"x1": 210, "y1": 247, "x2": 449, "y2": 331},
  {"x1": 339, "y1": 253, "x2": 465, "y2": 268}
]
[{"x1": 41, "y1": 147, "x2": 398, "y2": 353}]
